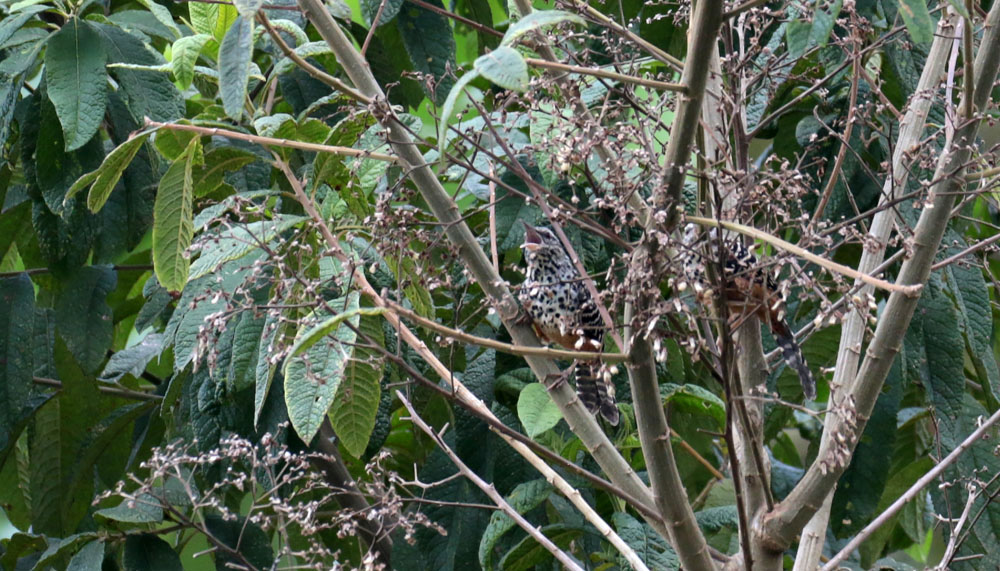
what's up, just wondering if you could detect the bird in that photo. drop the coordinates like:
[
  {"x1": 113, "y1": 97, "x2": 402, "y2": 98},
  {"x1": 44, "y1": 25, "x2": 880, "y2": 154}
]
[
  {"x1": 680, "y1": 223, "x2": 817, "y2": 399},
  {"x1": 518, "y1": 222, "x2": 620, "y2": 425}
]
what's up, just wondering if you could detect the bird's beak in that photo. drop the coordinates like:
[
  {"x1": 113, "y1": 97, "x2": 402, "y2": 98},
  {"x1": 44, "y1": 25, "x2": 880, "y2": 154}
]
[{"x1": 522, "y1": 222, "x2": 542, "y2": 251}]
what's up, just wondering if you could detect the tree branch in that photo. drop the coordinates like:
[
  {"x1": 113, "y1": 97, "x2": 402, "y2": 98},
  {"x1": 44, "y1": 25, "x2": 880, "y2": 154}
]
[
  {"x1": 294, "y1": 0, "x2": 667, "y2": 539},
  {"x1": 760, "y1": 3, "x2": 1000, "y2": 551}
]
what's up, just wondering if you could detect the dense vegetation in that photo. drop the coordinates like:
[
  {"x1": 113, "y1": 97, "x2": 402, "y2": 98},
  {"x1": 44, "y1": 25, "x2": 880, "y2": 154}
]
[{"x1": 2, "y1": 0, "x2": 1000, "y2": 569}]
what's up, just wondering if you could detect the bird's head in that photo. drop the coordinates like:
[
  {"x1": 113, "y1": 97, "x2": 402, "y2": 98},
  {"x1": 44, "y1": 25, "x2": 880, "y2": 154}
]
[{"x1": 521, "y1": 223, "x2": 563, "y2": 255}]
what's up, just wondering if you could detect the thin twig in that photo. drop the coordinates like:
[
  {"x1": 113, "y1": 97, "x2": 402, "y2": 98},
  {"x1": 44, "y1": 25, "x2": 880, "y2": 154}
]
[
  {"x1": 383, "y1": 299, "x2": 628, "y2": 362},
  {"x1": 524, "y1": 58, "x2": 686, "y2": 92},
  {"x1": 258, "y1": 13, "x2": 369, "y2": 104},
  {"x1": 33, "y1": 377, "x2": 162, "y2": 401},
  {"x1": 685, "y1": 216, "x2": 923, "y2": 295},
  {"x1": 145, "y1": 119, "x2": 397, "y2": 163}
]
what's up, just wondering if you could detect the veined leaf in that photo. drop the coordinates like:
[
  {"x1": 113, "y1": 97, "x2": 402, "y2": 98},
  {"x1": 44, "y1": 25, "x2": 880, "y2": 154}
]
[
  {"x1": 43, "y1": 19, "x2": 106, "y2": 151},
  {"x1": 218, "y1": 15, "x2": 254, "y2": 119},
  {"x1": 898, "y1": 0, "x2": 933, "y2": 44},
  {"x1": 188, "y1": 215, "x2": 308, "y2": 281},
  {"x1": 500, "y1": 10, "x2": 586, "y2": 48},
  {"x1": 517, "y1": 383, "x2": 562, "y2": 439},
  {"x1": 284, "y1": 293, "x2": 364, "y2": 443},
  {"x1": 474, "y1": 46, "x2": 528, "y2": 92},
  {"x1": 152, "y1": 138, "x2": 201, "y2": 292},
  {"x1": 479, "y1": 479, "x2": 553, "y2": 570},
  {"x1": 329, "y1": 311, "x2": 385, "y2": 457},
  {"x1": 63, "y1": 133, "x2": 151, "y2": 212},
  {"x1": 170, "y1": 34, "x2": 213, "y2": 90}
]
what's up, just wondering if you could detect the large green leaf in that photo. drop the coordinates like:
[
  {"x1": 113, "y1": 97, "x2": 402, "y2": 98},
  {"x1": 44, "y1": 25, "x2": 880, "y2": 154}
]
[
  {"x1": 516, "y1": 383, "x2": 562, "y2": 439},
  {"x1": 784, "y1": 0, "x2": 843, "y2": 60},
  {"x1": 613, "y1": 512, "x2": 679, "y2": 570},
  {"x1": 497, "y1": 524, "x2": 583, "y2": 571},
  {"x1": 284, "y1": 292, "x2": 361, "y2": 443},
  {"x1": 479, "y1": 479, "x2": 552, "y2": 569},
  {"x1": 218, "y1": 15, "x2": 254, "y2": 120},
  {"x1": 35, "y1": 95, "x2": 105, "y2": 214},
  {"x1": 395, "y1": 0, "x2": 456, "y2": 105},
  {"x1": 203, "y1": 515, "x2": 274, "y2": 570},
  {"x1": 97, "y1": 23, "x2": 184, "y2": 124},
  {"x1": 54, "y1": 266, "x2": 117, "y2": 374},
  {"x1": 123, "y1": 534, "x2": 181, "y2": 571},
  {"x1": 897, "y1": 0, "x2": 933, "y2": 44},
  {"x1": 63, "y1": 133, "x2": 151, "y2": 212},
  {"x1": 329, "y1": 311, "x2": 385, "y2": 457},
  {"x1": 0, "y1": 275, "x2": 34, "y2": 456},
  {"x1": 473, "y1": 46, "x2": 528, "y2": 91},
  {"x1": 189, "y1": 215, "x2": 307, "y2": 281},
  {"x1": 43, "y1": 19, "x2": 106, "y2": 151},
  {"x1": 152, "y1": 137, "x2": 201, "y2": 292},
  {"x1": 170, "y1": 34, "x2": 214, "y2": 90},
  {"x1": 361, "y1": 0, "x2": 404, "y2": 26},
  {"x1": 500, "y1": 10, "x2": 586, "y2": 48}
]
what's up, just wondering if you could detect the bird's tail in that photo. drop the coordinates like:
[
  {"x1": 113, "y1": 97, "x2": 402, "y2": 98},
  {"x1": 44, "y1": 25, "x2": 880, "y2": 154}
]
[
  {"x1": 770, "y1": 318, "x2": 816, "y2": 399},
  {"x1": 577, "y1": 362, "x2": 620, "y2": 425}
]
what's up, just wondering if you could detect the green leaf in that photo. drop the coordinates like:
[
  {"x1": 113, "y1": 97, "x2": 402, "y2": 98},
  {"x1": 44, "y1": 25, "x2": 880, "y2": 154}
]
[
  {"x1": 43, "y1": 19, "x2": 107, "y2": 151},
  {"x1": 123, "y1": 534, "x2": 181, "y2": 571},
  {"x1": 897, "y1": 0, "x2": 933, "y2": 44},
  {"x1": 284, "y1": 292, "x2": 362, "y2": 443},
  {"x1": 191, "y1": 146, "x2": 258, "y2": 197},
  {"x1": 134, "y1": 0, "x2": 181, "y2": 38},
  {"x1": 34, "y1": 533, "x2": 99, "y2": 570},
  {"x1": 361, "y1": 0, "x2": 404, "y2": 26},
  {"x1": 63, "y1": 133, "x2": 150, "y2": 212},
  {"x1": 474, "y1": 46, "x2": 528, "y2": 92},
  {"x1": 218, "y1": 15, "x2": 254, "y2": 120},
  {"x1": 96, "y1": 23, "x2": 185, "y2": 123},
  {"x1": 228, "y1": 311, "x2": 264, "y2": 391},
  {"x1": 860, "y1": 457, "x2": 935, "y2": 566},
  {"x1": 0, "y1": 533, "x2": 47, "y2": 570},
  {"x1": 396, "y1": 0, "x2": 456, "y2": 105},
  {"x1": 516, "y1": 382, "x2": 562, "y2": 439},
  {"x1": 500, "y1": 10, "x2": 586, "y2": 48},
  {"x1": 479, "y1": 479, "x2": 552, "y2": 569},
  {"x1": 95, "y1": 494, "x2": 164, "y2": 524},
  {"x1": 189, "y1": 215, "x2": 307, "y2": 280},
  {"x1": 170, "y1": 34, "x2": 214, "y2": 90},
  {"x1": 203, "y1": 515, "x2": 274, "y2": 570},
  {"x1": 0, "y1": 275, "x2": 35, "y2": 456},
  {"x1": 35, "y1": 95, "x2": 105, "y2": 214},
  {"x1": 67, "y1": 540, "x2": 104, "y2": 570},
  {"x1": 497, "y1": 524, "x2": 582, "y2": 571},
  {"x1": 54, "y1": 266, "x2": 117, "y2": 374},
  {"x1": 152, "y1": 137, "x2": 200, "y2": 292},
  {"x1": 274, "y1": 41, "x2": 333, "y2": 75},
  {"x1": 784, "y1": 0, "x2": 842, "y2": 60},
  {"x1": 233, "y1": 0, "x2": 264, "y2": 17},
  {"x1": 613, "y1": 512, "x2": 680, "y2": 570},
  {"x1": 254, "y1": 310, "x2": 283, "y2": 427},
  {"x1": 329, "y1": 311, "x2": 385, "y2": 457},
  {"x1": 285, "y1": 303, "x2": 382, "y2": 364}
]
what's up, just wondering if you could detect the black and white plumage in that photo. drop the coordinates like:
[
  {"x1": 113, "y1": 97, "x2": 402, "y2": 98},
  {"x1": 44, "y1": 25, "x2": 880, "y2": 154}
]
[
  {"x1": 680, "y1": 223, "x2": 817, "y2": 399},
  {"x1": 519, "y1": 223, "x2": 619, "y2": 425}
]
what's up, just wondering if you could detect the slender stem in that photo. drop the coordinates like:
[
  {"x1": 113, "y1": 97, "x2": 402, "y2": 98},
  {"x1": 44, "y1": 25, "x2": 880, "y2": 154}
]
[
  {"x1": 144, "y1": 120, "x2": 398, "y2": 163},
  {"x1": 685, "y1": 216, "x2": 922, "y2": 295},
  {"x1": 383, "y1": 299, "x2": 628, "y2": 362},
  {"x1": 258, "y1": 13, "x2": 369, "y2": 104},
  {"x1": 524, "y1": 58, "x2": 686, "y2": 92},
  {"x1": 33, "y1": 377, "x2": 161, "y2": 401}
]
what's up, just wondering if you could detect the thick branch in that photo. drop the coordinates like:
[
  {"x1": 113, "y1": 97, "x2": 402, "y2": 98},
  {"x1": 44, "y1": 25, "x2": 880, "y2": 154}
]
[
  {"x1": 791, "y1": 12, "x2": 957, "y2": 569},
  {"x1": 655, "y1": 0, "x2": 724, "y2": 231},
  {"x1": 760, "y1": 4, "x2": 1000, "y2": 550}
]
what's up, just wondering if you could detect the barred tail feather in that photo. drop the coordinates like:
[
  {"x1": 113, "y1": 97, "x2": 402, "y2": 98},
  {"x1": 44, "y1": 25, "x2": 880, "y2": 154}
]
[
  {"x1": 774, "y1": 330, "x2": 816, "y2": 399},
  {"x1": 577, "y1": 363, "x2": 619, "y2": 425}
]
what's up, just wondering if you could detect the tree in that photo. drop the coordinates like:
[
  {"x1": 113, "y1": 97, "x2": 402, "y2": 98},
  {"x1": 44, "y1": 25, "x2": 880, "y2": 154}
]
[{"x1": 2, "y1": 0, "x2": 1000, "y2": 568}]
